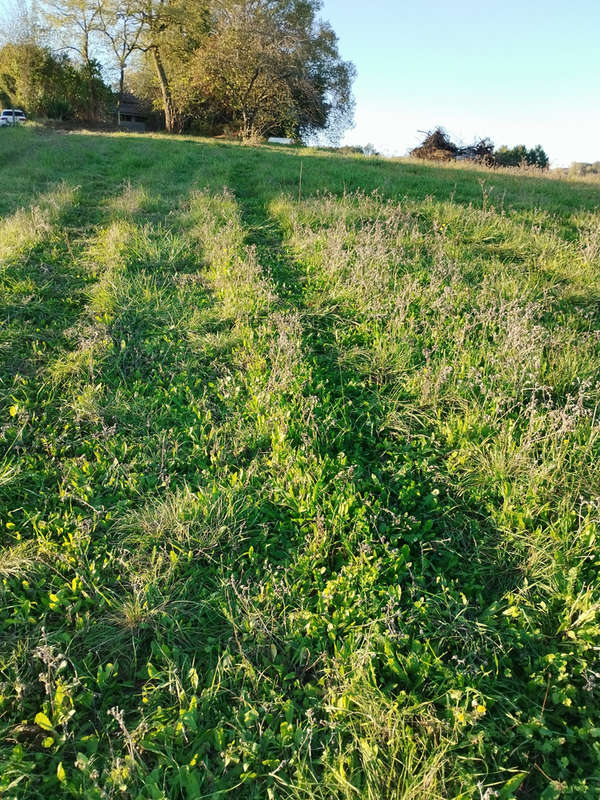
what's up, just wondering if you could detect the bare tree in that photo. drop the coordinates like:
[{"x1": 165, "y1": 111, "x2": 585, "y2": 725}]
[
  {"x1": 96, "y1": 0, "x2": 144, "y2": 121},
  {"x1": 42, "y1": 0, "x2": 192, "y2": 131},
  {"x1": 42, "y1": 0, "x2": 103, "y2": 118},
  {"x1": 0, "y1": 0, "x2": 42, "y2": 46}
]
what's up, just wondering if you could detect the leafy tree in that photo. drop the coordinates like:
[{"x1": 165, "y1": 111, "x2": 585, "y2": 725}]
[
  {"x1": 184, "y1": 0, "x2": 354, "y2": 141},
  {"x1": 495, "y1": 143, "x2": 549, "y2": 169},
  {"x1": 69, "y1": 56, "x2": 114, "y2": 119},
  {"x1": 528, "y1": 144, "x2": 549, "y2": 169},
  {"x1": 42, "y1": 0, "x2": 104, "y2": 118},
  {"x1": 0, "y1": 41, "x2": 65, "y2": 112},
  {"x1": 0, "y1": 40, "x2": 112, "y2": 119},
  {"x1": 187, "y1": 9, "x2": 297, "y2": 140},
  {"x1": 125, "y1": 0, "x2": 209, "y2": 132}
]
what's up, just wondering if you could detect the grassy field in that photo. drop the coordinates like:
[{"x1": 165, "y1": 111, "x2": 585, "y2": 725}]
[{"x1": 1, "y1": 126, "x2": 599, "y2": 799}]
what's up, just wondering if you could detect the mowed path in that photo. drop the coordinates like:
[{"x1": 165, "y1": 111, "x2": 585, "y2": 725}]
[{"x1": 1, "y1": 128, "x2": 600, "y2": 798}]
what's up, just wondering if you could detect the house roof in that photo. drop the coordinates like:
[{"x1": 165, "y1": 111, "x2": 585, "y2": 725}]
[{"x1": 119, "y1": 93, "x2": 147, "y2": 116}]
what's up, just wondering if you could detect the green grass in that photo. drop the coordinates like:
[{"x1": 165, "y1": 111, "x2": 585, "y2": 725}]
[{"x1": 1, "y1": 125, "x2": 600, "y2": 799}]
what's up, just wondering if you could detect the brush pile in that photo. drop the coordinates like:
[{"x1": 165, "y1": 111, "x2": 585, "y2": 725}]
[
  {"x1": 411, "y1": 127, "x2": 495, "y2": 164},
  {"x1": 410, "y1": 128, "x2": 458, "y2": 161}
]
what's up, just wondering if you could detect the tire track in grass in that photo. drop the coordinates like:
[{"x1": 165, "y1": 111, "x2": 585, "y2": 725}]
[
  {"x1": 0, "y1": 184, "x2": 83, "y2": 381},
  {"x1": 265, "y1": 191, "x2": 600, "y2": 799},
  {"x1": 82, "y1": 187, "x2": 319, "y2": 796},
  {"x1": 0, "y1": 175, "x2": 260, "y2": 797},
  {"x1": 3, "y1": 146, "x2": 231, "y2": 531},
  {"x1": 8, "y1": 150, "x2": 358, "y2": 796},
  {"x1": 0, "y1": 184, "x2": 90, "y2": 525},
  {"x1": 1, "y1": 184, "x2": 174, "y2": 549},
  {"x1": 29, "y1": 183, "x2": 228, "y2": 540},
  {"x1": 0, "y1": 180, "x2": 319, "y2": 797},
  {"x1": 226, "y1": 168, "x2": 592, "y2": 797},
  {"x1": 219, "y1": 165, "x2": 474, "y2": 796}
]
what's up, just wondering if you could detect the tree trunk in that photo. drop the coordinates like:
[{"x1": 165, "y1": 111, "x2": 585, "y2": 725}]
[
  {"x1": 87, "y1": 69, "x2": 95, "y2": 120},
  {"x1": 82, "y1": 35, "x2": 95, "y2": 122},
  {"x1": 151, "y1": 46, "x2": 176, "y2": 132},
  {"x1": 118, "y1": 65, "x2": 125, "y2": 126},
  {"x1": 241, "y1": 110, "x2": 249, "y2": 140}
]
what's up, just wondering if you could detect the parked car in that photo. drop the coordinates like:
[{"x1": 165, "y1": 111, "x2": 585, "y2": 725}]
[{"x1": 0, "y1": 109, "x2": 26, "y2": 126}]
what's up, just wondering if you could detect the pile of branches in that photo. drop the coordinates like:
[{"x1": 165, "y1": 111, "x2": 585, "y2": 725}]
[
  {"x1": 410, "y1": 128, "x2": 457, "y2": 161},
  {"x1": 466, "y1": 137, "x2": 495, "y2": 163},
  {"x1": 410, "y1": 127, "x2": 494, "y2": 164}
]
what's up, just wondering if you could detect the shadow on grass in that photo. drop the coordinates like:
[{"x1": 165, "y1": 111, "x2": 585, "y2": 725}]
[{"x1": 225, "y1": 157, "x2": 527, "y2": 616}]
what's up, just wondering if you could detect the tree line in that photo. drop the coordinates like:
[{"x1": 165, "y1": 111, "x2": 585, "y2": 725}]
[
  {"x1": 494, "y1": 144, "x2": 549, "y2": 169},
  {"x1": 0, "y1": 40, "x2": 112, "y2": 120},
  {"x1": 410, "y1": 128, "x2": 549, "y2": 169},
  {"x1": 0, "y1": 0, "x2": 355, "y2": 141}
]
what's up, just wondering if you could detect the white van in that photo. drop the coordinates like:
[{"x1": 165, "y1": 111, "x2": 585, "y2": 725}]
[{"x1": 0, "y1": 109, "x2": 27, "y2": 126}]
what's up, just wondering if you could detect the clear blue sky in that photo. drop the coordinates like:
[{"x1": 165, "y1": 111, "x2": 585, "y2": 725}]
[{"x1": 320, "y1": 0, "x2": 600, "y2": 165}]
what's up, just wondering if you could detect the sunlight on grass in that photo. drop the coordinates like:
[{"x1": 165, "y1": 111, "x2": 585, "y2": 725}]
[
  {"x1": 0, "y1": 182, "x2": 76, "y2": 265},
  {"x1": 1, "y1": 127, "x2": 599, "y2": 799}
]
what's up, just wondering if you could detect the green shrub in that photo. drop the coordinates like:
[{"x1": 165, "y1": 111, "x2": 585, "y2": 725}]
[{"x1": 495, "y1": 143, "x2": 549, "y2": 168}]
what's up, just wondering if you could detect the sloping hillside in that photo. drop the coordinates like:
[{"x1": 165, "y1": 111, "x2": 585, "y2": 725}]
[{"x1": 1, "y1": 127, "x2": 599, "y2": 798}]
